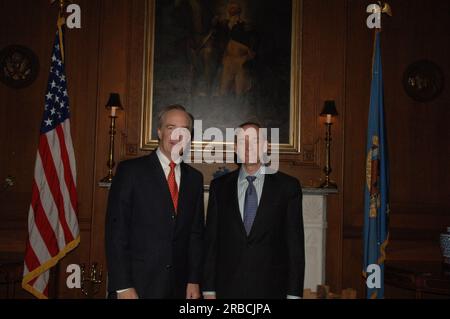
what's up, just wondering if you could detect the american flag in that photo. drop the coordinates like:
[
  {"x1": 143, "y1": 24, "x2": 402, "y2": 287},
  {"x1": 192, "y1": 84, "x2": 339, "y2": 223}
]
[{"x1": 22, "y1": 26, "x2": 80, "y2": 299}]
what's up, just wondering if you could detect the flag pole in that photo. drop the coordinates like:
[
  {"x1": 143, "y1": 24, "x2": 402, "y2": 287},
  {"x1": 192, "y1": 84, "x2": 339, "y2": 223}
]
[
  {"x1": 363, "y1": 2, "x2": 392, "y2": 300},
  {"x1": 57, "y1": 0, "x2": 67, "y2": 62},
  {"x1": 371, "y1": 2, "x2": 392, "y2": 98},
  {"x1": 377, "y1": 1, "x2": 393, "y2": 29},
  {"x1": 22, "y1": 0, "x2": 79, "y2": 299},
  {"x1": 50, "y1": 0, "x2": 67, "y2": 62}
]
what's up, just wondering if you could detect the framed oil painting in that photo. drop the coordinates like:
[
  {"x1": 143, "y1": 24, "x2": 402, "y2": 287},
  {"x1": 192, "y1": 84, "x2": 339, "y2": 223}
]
[{"x1": 141, "y1": 0, "x2": 302, "y2": 153}]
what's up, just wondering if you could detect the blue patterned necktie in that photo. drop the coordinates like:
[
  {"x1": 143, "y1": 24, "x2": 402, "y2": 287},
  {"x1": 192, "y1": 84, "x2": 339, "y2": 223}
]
[{"x1": 243, "y1": 176, "x2": 258, "y2": 235}]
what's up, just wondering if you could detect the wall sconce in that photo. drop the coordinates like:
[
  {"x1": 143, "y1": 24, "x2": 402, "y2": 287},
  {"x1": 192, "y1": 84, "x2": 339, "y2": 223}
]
[
  {"x1": 100, "y1": 93, "x2": 123, "y2": 185},
  {"x1": 320, "y1": 100, "x2": 338, "y2": 189}
]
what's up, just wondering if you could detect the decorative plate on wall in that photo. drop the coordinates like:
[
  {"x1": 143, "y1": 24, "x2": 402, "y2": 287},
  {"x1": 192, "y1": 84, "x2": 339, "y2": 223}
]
[
  {"x1": 402, "y1": 60, "x2": 444, "y2": 103},
  {"x1": 0, "y1": 45, "x2": 39, "y2": 89}
]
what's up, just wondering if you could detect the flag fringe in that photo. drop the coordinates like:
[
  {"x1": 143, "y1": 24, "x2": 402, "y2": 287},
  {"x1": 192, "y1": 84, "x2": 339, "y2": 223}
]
[
  {"x1": 377, "y1": 233, "x2": 389, "y2": 265},
  {"x1": 22, "y1": 236, "x2": 80, "y2": 299}
]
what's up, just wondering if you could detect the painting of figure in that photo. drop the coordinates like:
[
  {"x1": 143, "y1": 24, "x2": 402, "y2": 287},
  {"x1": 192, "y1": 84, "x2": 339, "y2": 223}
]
[{"x1": 143, "y1": 0, "x2": 301, "y2": 150}]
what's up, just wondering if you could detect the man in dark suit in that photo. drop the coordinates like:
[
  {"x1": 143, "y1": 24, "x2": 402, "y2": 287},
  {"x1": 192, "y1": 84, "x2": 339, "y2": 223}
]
[
  {"x1": 105, "y1": 105, "x2": 204, "y2": 299},
  {"x1": 203, "y1": 122, "x2": 305, "y2": 299}
]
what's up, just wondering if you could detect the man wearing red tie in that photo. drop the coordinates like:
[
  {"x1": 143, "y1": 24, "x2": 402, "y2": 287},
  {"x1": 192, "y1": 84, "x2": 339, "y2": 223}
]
[{"x1": 105, "y1": 105, "x2": 204, "y2": 299}]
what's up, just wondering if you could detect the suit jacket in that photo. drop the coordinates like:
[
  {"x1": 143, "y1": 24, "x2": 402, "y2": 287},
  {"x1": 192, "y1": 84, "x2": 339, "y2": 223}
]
[
  {"x1": 203, "y1": 169, "x2": 305, "y2": 299},
  {"x1": 105, "y1": 152, "x2": 204, "y2": 298}
]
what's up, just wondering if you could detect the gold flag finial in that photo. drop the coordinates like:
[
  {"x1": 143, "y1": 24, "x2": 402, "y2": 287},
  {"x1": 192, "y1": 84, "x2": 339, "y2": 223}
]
[
  {"x1": 50, "y1": 0, "x2": 68, "y2": 62},
  {"x1": 378, "y1": 2, "x2": 393, "y2": 16},
  {"x1": 50, "y1": 0, "x2": 69, "y2": 12}
]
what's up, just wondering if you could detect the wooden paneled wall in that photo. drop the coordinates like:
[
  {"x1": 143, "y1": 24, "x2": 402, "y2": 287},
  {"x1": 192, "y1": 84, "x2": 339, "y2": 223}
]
[
  {"x1": 0, "y1": 0, "x2": 101, "y2": 298},
  {"x1": 1, "y1": 0, "x2": 449, "y2": 298},
  {"x1": 342, "y1": 0, "x2": 450, "y2": 296}
]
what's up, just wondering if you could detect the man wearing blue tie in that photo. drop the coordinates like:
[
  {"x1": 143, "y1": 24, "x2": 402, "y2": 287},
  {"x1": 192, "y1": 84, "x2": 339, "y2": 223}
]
[{"x1": 203, "y1": 122, "x2": 305, "y2": 299}]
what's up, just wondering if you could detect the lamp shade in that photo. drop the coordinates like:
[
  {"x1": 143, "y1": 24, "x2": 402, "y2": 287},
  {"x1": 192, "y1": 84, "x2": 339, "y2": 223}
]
[
  {"x1": 105, "y1": 93, "x2": 123, "y2": 110},
  {"x1": 320, "y1": 100, "x2": 338, "y2": 117}
]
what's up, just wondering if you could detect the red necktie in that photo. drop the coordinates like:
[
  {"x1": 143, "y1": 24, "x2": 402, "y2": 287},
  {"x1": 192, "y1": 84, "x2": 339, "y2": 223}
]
[{"x1": 168, "y1": 161, "x2": 179, "y2": 213}]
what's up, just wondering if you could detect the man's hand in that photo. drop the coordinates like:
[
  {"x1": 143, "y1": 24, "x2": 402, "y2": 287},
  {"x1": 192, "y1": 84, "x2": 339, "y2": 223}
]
[
  {"x1": 203, "y1": 294, "x2": 216, "y2": 300},
  {"x1": 186, "y1": 283, "x2": 201, "y2": 299},
  {"x1": 117, "y1": 288, "x2": 139, "y2": 299}
]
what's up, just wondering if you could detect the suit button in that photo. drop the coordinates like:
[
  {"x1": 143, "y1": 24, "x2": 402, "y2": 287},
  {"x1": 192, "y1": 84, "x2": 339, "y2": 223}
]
[{"x1": 171, "y1": 214, "x2": 176, "y2": 219}]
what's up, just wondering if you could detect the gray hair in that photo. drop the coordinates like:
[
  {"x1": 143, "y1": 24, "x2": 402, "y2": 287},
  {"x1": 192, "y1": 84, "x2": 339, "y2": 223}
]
[{"x1": 157, "y1": 104, "x2": 193, "y2": 131}]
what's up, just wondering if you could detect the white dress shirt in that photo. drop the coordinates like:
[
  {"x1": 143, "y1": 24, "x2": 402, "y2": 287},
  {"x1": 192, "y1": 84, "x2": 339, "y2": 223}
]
[
  {"x1": 237, "y1": 165, "x2": 265, "y2": 219},
  {"x1": 116, "y1": 148, "x2": 181, "y2": 295},
  {"x1": 156, "y1": 147, "x2": 181, "y2": 187}
]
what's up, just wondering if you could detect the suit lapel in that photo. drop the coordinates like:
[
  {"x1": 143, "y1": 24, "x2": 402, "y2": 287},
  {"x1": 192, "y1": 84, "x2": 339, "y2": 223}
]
[
  {"x1": 227, "y1": 170, "x2": 248, "y2": 238},
  {"x1": 247, "y1": 172, "x2": 276, "y2": 239},
  {"x1": 177, "y1": 163, "x2": 189, "y2": 216},
  {"x1": 148, "y1": 151, "x2": 176, "y2": 215}
]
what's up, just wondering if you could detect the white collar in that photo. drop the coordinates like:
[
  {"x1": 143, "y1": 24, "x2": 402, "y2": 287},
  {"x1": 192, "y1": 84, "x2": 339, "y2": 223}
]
[
  {"x1": 156, "y1": 147, "x2": 182, "y2": 167},
  {"x1": 238, "y1": 165, "x2": 265, "y2": 183}
]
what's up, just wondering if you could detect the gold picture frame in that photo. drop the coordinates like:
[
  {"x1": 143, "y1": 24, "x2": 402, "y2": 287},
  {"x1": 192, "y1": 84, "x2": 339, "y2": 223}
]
[{"x1": 141, "y1": 0, "x2": 302, "y2": 153}]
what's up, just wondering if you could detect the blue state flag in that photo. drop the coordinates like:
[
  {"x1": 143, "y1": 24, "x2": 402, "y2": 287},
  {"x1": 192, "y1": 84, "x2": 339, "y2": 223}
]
[{"x1": 363, "y1": 31, "x2": 390, "y2": 299}]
